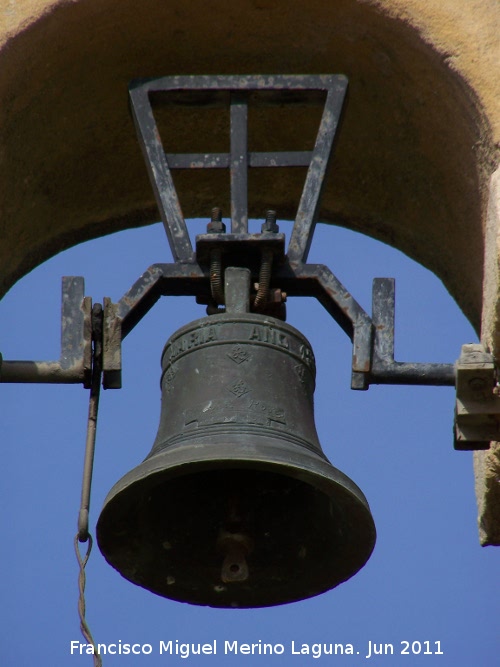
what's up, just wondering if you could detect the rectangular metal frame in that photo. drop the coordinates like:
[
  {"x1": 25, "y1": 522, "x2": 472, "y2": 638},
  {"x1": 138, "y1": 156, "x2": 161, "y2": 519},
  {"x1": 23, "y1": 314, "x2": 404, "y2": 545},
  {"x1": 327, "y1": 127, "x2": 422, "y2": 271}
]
[{"x1": 128, "y1": 74, "x2": 348, "y2": 265}]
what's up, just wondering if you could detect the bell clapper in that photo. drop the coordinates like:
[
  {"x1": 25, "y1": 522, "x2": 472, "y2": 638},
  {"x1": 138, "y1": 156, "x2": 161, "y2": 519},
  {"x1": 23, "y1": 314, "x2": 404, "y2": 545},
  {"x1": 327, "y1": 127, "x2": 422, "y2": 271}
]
[
  {"x1": 218, "y1": 529, "x2": 253, "y2": 583},
  {"x1": 217, "y1": 495, "x2": 253, "y2": 583}
]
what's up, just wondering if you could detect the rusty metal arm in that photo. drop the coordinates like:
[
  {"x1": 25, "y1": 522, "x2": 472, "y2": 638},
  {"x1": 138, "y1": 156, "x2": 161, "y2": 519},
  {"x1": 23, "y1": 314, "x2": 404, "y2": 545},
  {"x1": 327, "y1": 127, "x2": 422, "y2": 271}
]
[
  {"x1": 273, "y1": 266, "x2": 458, "y2": 391},
  {"x1": 370, "y1": 278, "x2": 456, "y2": 386},
  {"x1": 287, "y1": 80, "x2": 348, "y2": 266},
  {"x1": 0, "y1": 264, "x2": 210, "y2": 389},
  {"x1": 299, "y1": 264, "x2": 374, "y2": 390},
  {"x1": 273, "y1": 262, "x2": 373, "y2": 390},
  {"x1": 101, "y1": 262, "x2": 210, "y2": 389},
  {"x1": 129, "y1": 86, "x2": 194, "y2": 264},
  {"x1": 0, "y1": 277, "x2": 92, "y2": 385}
]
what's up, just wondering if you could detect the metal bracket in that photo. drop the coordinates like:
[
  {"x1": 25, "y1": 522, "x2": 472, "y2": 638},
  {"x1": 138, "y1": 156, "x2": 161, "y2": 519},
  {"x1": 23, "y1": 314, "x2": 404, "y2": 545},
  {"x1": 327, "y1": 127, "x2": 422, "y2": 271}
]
[
  {"x1": 369, "y1": 278, "x2": 456, "y2": 387},
  {"x1": 454, "y1": 344, "x2": 500, "y2": 450},
  {"x1": 126, "y1": 74, "x2": 456, "y2": 390},
  {"x1": 0, "y1": 277, "x2": 92, "y2": 386},
  {"x1": 2, "y1": 73, "x2": 483, "y2": 453},
  {"x1": 86, "y1": 262, "x2": 456, "y2": 393},
  {"x1": 195, "y1": 232, "x2": 286, "y2": 268}
]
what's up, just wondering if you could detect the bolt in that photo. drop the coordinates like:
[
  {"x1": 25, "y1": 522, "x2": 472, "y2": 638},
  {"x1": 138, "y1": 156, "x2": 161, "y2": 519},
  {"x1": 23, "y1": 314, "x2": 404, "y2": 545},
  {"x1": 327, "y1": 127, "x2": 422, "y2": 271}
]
[
  {"x1": 207, "y1": 207, "x2": 226, "y2": 233},
  {"x1": 269, "y1": 288, "x2": 287, "y2": 303},
  {"x1": 261, "y1": 209, "x2": 279, "y2": 234}
]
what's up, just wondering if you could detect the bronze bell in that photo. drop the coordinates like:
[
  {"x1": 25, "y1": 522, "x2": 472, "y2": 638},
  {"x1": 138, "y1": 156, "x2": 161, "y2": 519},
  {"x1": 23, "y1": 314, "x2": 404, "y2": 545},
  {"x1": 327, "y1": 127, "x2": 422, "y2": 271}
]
[{"x1": 97, "y1": 312, "x2": 376, "y2": 608}]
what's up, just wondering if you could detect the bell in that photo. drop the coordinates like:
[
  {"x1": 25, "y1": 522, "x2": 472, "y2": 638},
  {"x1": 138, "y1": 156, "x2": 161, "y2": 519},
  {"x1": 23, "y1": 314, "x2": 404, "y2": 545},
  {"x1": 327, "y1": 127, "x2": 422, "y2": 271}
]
[{"x1": 97, "y1": 312, "x2": 376, "y2": 608}]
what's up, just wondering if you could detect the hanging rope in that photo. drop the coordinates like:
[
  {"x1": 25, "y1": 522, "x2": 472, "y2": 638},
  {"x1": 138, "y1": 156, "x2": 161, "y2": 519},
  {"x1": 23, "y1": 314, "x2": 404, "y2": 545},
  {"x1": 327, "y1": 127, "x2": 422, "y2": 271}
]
[
  {"x1": 74, "y1": 303, "x2": 103, "y2": 666},
  {"x1": 74, "y1": 536, "x2": 102, "y2": 667}
]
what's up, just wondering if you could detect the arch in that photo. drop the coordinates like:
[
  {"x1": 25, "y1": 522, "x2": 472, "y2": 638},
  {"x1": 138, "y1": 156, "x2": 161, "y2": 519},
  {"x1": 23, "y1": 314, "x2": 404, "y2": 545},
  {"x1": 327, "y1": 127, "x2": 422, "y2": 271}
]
[{"x1": 0, "y1": 0, "x2": 498, "y2": 331}]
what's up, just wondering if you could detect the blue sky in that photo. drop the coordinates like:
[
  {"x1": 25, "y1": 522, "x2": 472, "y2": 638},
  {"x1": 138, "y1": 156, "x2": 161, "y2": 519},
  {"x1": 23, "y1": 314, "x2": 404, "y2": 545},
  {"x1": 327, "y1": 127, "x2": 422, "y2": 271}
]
[{"x1": 1, "y1": 221, "x2": 498, "y2": 666}]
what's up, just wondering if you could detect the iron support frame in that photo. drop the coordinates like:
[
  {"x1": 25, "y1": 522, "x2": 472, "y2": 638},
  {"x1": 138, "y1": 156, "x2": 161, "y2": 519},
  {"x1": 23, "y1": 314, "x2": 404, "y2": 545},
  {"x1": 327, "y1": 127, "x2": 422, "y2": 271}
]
[
  {"x1": 128, "y1": 74, "x2": 348, "y2": 262},
  {"x1": 0, "y1": 260, "x2": 458, "y2": 387},
  {"x1": 2, "y1": 74, "x2": 490, "y2": 449}
]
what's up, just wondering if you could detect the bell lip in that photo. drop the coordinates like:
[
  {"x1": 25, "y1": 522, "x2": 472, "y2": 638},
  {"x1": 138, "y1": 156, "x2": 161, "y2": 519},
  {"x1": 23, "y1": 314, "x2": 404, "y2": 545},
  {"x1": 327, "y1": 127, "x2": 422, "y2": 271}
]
[
  {"x1": 101, "y1": 438, "x2": 372, "y2": 511},
  {"x1": 98, "y1": 438, "x2": 376, "y2": 557},
  {"x1": 97, "y1": 439, "x2": 376, "y2": 608}
]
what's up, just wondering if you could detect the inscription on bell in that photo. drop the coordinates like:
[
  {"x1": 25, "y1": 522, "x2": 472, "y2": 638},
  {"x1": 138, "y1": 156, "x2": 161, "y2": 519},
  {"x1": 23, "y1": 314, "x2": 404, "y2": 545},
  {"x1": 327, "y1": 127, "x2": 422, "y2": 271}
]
[
  {"x1": 249, "y1": 325, "x2": 289, "y2": 349},
  {"x1": 184, "y1": 398, "x2": 286, "y2": 428},
  {"x1": 248, "y1": 399, "x2": 286, "y2": 425},
  {"x1": 165, "y1": 326, "x2": 218, "y2": 364}
]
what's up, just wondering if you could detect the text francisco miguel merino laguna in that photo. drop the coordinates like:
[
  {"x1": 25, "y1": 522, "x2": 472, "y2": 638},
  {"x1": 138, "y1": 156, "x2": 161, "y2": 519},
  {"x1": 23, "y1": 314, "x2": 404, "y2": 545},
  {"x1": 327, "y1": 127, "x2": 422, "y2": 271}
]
[{"x1": 70, "y1": 639, "x2": 444, "y2": 659}]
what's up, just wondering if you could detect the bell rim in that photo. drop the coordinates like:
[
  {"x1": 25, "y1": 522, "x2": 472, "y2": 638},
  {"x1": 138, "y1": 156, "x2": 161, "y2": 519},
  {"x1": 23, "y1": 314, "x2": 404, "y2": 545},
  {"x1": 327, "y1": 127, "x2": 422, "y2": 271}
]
[
  {"x1": 97, "y1": 438, "x2": 376, "y2": 608},
  {"x1": 97, "y1": 439, "x2": 376, "y2": 572},
  {"x1": 101, "y1": 437, "x2": 373, "y2": 509}
]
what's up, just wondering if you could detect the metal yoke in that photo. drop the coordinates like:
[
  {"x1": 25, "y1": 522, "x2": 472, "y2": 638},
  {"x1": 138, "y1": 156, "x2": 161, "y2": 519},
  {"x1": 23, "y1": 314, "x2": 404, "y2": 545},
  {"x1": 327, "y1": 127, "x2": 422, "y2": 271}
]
[{"x1": 0, "y1": 75, "x2": 492, "y2": 450}]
